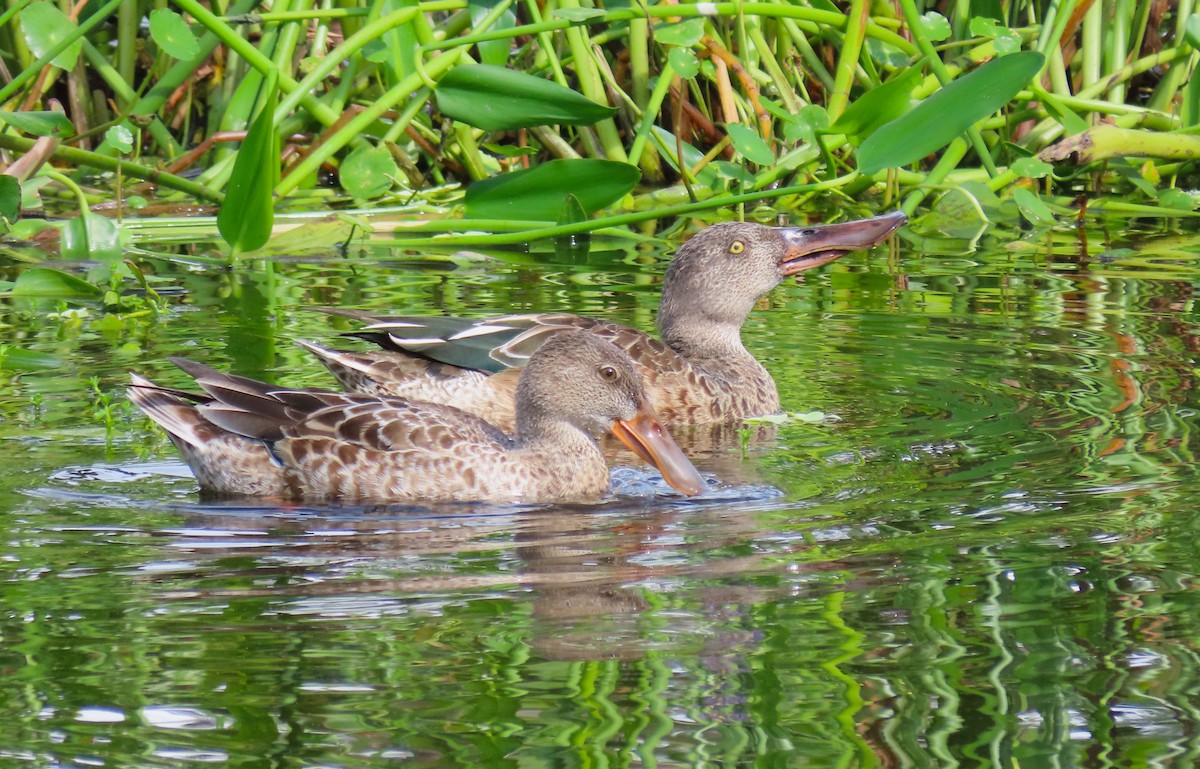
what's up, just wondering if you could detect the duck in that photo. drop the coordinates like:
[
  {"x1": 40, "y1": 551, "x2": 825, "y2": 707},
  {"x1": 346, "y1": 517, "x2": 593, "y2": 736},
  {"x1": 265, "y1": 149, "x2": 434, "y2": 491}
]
[
  {"x1": 300, "y1": 211, "x2": 906, "y2": 433},
  {"x1": 128, "y1": 331, "x2": 706, "y2": 503}
]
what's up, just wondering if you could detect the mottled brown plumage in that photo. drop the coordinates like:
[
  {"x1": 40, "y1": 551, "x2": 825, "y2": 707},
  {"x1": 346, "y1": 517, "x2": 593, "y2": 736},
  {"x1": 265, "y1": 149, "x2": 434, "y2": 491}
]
[
  {"x1": 128, "y1": 332, "x2": 705, "y2": 504},
  {"x1": 303, "y1": 212, "x2": 906, "y2": 432}
]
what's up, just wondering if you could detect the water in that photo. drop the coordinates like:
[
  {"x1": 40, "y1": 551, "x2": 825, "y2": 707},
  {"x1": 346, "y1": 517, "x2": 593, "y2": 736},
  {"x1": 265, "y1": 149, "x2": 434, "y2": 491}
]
[{"x1": 3, "y1": 218, "x2": 1200, "y2": 767}]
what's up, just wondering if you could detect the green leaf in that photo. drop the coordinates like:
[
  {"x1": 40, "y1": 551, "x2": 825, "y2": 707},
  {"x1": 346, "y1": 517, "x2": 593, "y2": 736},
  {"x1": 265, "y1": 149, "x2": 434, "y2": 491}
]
[
  {"x1": 21, "y1": 2, "x2": 82, "y2": 69},
  {"x1": 1185, "y1": 14, "x2": 1200, "y2": 50},
  {"x1": 650, "y1": 126, "x2": 719, "y2": 185},
  {"x1": 1185, "y1": 58, "x2": 1200, "y2": 128},
  {"x1": 655, "y1": 18, "x2": 705, "y2": 46},
  {"x1": 557, "y1": 193, "x2": 587, "y2": 226},
  {"x1": 0, "y1": 176, "x2": 18, "y2": 224},
  {"x1": 149, "y1": 8, "x2": 200, "y2": 61},
  {"x1": 917, "y1": 11, "x2": 951, "y2": 41},
  {"x1": 102, "y1": 125, "x2": 134, "y2": 154},
  {"x1": 464, "y1": 159, "x2": 639, "y2": 220},
  {"x1": 12, "y1": 267, "x2": 103, "y2": 298},
  {"x1": 436, "y1": 64, "x2": 616, "y2": 130},
  {"x1": 828, "y1": 67, "x2": 922, "y2": 142},
  {"x1": 61, "y1": 211, "x2": 121, "y2": 263},
  {"x1": 1157, "y1": 188, "x2": 1197, "y2": 210},
  {"x1": 726, "y1": 123, "x2": 774, "y2": 165},
  {"x1": 550, "y1": 7, "x2": 604, "y2": 21},
  {"x1": 217, "y1": 72, "x2": 280, "y2": 254},
  {"x1": 468, "y1": 0, "x2": 517, "y2": 67},
  {"x1": 482, "y1": 143, "x2": 538, "y2": 158},
  {"x1": 1038, "y1": 90, "x2": 1089, "y2": 136},
  {"x1": 1012, "y1": 157, "x2": 1052, "y2": 178},
  {"x1": 858, "y1": 51, "x2": 1045, "y2": 175},
  {"x1": 668, "y1": 47, "x2": 700, "y2": 79},
  {"x1": 1011, "y1": 187, "x2": 1057, "y2": 226},
  {"x1": 0, "y1": 110, "x2": 75, "y2": 138},
  {"x1": 340, "y1": 143, "x2": 399, "y2": 199}
]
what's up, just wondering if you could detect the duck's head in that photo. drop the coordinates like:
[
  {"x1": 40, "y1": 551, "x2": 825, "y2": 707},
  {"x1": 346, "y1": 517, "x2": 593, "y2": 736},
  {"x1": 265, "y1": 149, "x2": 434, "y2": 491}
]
[
  {"x1": 517, "y1": 331, "x2": 705, "y2": 496},
  {"x1": 658, "y1": 212, "x2": 907, "y2": 350}
]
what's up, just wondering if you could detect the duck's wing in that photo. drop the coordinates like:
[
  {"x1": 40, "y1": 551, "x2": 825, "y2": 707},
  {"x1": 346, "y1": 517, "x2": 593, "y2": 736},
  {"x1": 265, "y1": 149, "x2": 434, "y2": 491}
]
[{"x1": 320, "y1": 309, "x2": 691, "y2": 375}]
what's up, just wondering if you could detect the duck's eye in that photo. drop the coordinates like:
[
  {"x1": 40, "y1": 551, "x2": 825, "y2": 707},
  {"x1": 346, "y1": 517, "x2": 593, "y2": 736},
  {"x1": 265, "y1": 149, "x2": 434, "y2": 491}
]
[
  {"x1": 729, "y1": 240, "x2": 745, "y2": 254},
  {"x1": 599, "y1": 365, "x2": 619, "y2": 382}
]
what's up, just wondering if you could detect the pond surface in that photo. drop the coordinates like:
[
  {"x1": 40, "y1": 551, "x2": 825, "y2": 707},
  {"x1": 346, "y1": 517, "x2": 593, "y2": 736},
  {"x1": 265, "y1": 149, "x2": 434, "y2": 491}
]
[{"x1": 2, "y1": 214, "x2": 1200, "y2": 767}]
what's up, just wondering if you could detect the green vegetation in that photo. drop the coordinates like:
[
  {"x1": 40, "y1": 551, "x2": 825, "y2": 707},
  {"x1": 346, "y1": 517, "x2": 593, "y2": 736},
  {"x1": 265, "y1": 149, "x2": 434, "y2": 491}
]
[{"x1": 0, "y1": 0, "x2": 1199, "y2": 272}]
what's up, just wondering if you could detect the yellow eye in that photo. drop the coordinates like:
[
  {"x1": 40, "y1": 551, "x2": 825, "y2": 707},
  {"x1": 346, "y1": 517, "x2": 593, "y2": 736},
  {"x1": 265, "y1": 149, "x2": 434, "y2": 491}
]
[
  {"x1": 729, "y1": 240, "x2": 745, "y2": 254},
  {"x1": 599, "y1": 365, "x2": 619, "y2": 382}
]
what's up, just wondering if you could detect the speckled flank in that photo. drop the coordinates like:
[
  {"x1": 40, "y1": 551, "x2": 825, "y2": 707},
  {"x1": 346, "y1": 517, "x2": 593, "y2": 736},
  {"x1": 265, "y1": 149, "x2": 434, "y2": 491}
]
[{"x1": 129, "y1": 332, "x2": 698, "y2": 504}]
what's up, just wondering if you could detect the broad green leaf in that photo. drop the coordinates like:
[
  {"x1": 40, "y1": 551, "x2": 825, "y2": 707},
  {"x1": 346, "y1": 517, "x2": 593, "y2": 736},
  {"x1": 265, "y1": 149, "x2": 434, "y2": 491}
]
[
  {"x1": 668, "y1": 47, "x2": 699, "y2": 79},
  {"x1": 727, "y1": 123, "x2": 774, "y2": 165},
  {"x1": 1185, "y1": 57, "x2": 1200, "y2": 128},
  {"x1": 340, "y1": 144, "x2": 399, "y2": 199},
  {"x1": 858, "y1": 51, "x2": 1045, "y2": 175},
  {"x1": 149, "y1": 8, "x2": 200, "y2": 61},
  {"x1": 102, "y1": 125, "x2": 134, "y2": 154},
  {"x1": 464, "y1": 159, "x2": 639, "y2": 220},
  {"x1": 1158, "y1": 188, "x2": 1197, "y2": 210},
  {"x1": 1011, "y1": 187, "x2": 1057, "y2": 226},
  {"x1": 550, "y1": 7, "x2": 604, "y2": 21},
  {"x1": 61, "y1": 211, "x2": 121, "y2": 263},
  {"x1": 0, "y1": 176, "x2": 20, "y2": 223},
  {"x1": 0, "y1": 110, "x2": 74, "y2": 138},
  {"x1": 21, "y1": 2, "x2": 82, "y2": 69},
  {"x1": 917, "y1": 12, "x2": 951, "y2": 41},
  {"x1": 828, "y1": 67, "x2": 922, "y2": 142},
  {"x1": 1012, "y1": 157, "x2": 1052, "y2": 178},
  {"x1": 436, "y1": 65, "x2": 616, "y2": 130},
  {"x1": 378, "y1": 0, "x2": 419, "y2": 85},
  {"x1": 218, "y1": 72, "x2": 280, "y2": 254},
  {"x1": 468, "y1": 0, "x2": 517, "y2": 67},
  {"x1": 12, "y1": 267, "x2": 103, "y2": 297},
  {"x1": 654, "y1": 18, "x2": 705, "y2": 46}
]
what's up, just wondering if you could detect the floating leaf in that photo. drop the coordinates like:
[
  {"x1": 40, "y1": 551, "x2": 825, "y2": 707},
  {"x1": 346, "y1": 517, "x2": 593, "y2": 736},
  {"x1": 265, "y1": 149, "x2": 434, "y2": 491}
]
[
  {"x1": 20, "y1": 2, "x2": 81, "y2": 69},
  {"x1": 464, "y1": 159, "x2": 639, "y2": 220},
  {"x1": 217, "y1": 71, "x2": 280, "y2": 254},
  {"x1": 858, "y1": 51, "x2": 1045, "y2": 175},
  {"x1": 149, "y1": 8, "x2": 200, "y2": 61},
  {"x1": 726, "y1": 123, "x2": 774, "y2": 165},
  {"x1": 102, "y1": 125, "x2": 134, "y2": 154},
  {"x1": 61, "y1": 211, "x2": 121, "y2": 263},
  {"x1": 917, "y1": 11, "x2": 951, "y2": 41},
  {"x1": 668, "y1": 47, "x2": 699, "y2": 79},
  {"x1": 828, "y1": 67, "x2": 922, "y2": 142},
  {"x1": 0, "y1": 110, "x2": 74, "y2": 138},
  {"x1": 436, "y1": 64, "x2": 616, "y2": 130},
  {"x1": 12, "y1": 267, "x2": 103, "y2": 297},
  {"x1": 1012, "y1": 157, "x2": 1052, "y2": 178},
  {"x1": 654, "y1": 18, "x2": 705, "y2": 46},
  {"x1": 340, "y1": 143, "x2": 398, "y2": 199}
]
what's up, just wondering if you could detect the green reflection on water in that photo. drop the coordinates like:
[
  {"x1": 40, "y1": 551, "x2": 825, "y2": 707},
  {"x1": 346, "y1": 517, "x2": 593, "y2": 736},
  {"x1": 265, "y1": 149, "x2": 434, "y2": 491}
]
[{"x1": 2, "y1": 221, "x2": 1200, "y2": 766}]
